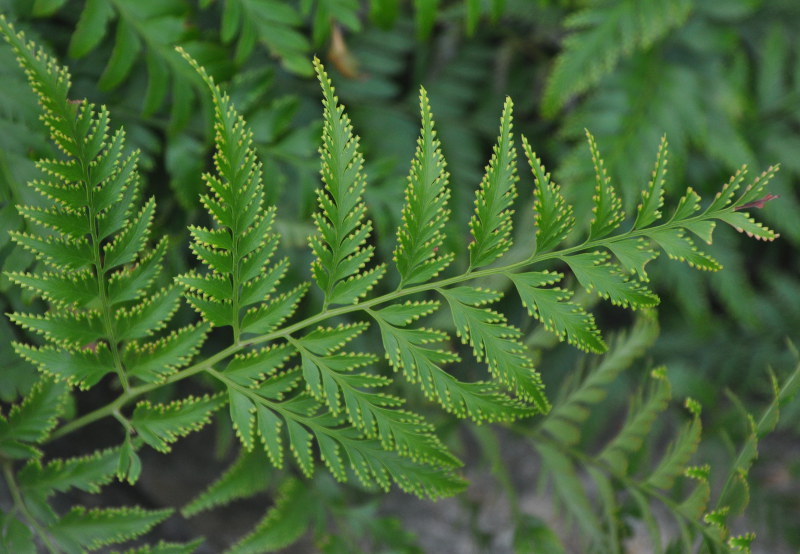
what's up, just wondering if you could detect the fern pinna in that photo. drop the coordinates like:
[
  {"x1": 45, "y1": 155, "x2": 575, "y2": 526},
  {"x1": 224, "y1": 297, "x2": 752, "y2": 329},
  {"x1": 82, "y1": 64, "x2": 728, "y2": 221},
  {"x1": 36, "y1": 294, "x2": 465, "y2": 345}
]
[{"x1": 0, "y1": 13, "x2": 786, "y2": 553}]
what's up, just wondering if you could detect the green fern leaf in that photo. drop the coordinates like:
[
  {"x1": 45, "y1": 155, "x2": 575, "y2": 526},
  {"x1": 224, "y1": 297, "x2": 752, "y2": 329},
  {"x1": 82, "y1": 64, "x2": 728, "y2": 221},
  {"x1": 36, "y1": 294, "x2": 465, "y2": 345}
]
[
  {"x1": 0, "y1": 380, "x2": 67, "y2": 459},
  {"x1": 7, "y1": 268, "x2": 98, "y2": 307},
  {"x1": 394, "y1": 87, "x2": 454, "y2": 287},
  {"x1": 309, "y1": 57, "x2": 386, "y2": 307},
  {"x1": 634, "y1": 135, "x2": 669, "y2": 229},
  {"x1": 598, "y1": 368, "x2": 672, "y2": 475},
  {"x1": 291, "y1": 325, "x2": 459, "y2": 468},
  {"x1": 441, "y1": 286, "x2": 549, "y2": 412},
  {"x1": 510, "y1": 271, "x2": 606, "y2": 353},
  {"x1": 107, "y1": 238, "x2": 168, "y2": 305},
  {"x1": 586, "y1": 130, "x2": 624, "y2": 240},
  {"x1": 541, "y1": 316, "x2": 658, "y2": 445},
  {"x1": 102, "y1": 196, "x2": 157, "y2": 271},
  {"x1": 182, "y1": 449, "x2": 269, "y2": 517},
  {"x1": 564, "y1": 252, "x2": 659, "y2": 309},
  {"x1": 1, "y1": 16, "x2": 195, "y2": 395},
  {"x1": 542, "y1": 0, "x2": 692, "y2": 115},
  {"x1": 177, "y1": 51, "x2": 300, "y2": 342},
  {"x1": 209, "y1": 0, "x2": 311, "y2": 74},
  {"x1": 522, "y1": 135, "x2": 575, "y2": 253},
  {"x1": 68, "y1": 0, "x2": 114, "y2": 58},
  {"x1": 49, "y1": 506, "x2": 172, "y2": 554},
  {"x1": 606, "y1": 239, "x2": 658, "y2": 281},
  {"x1": 647, "y1": 229, "x2": 722, "y2": 271},
  {"x1": 223, "y1": 343, "x2": 294, "y2": 387},
  {"x1": 226, "y1": 478, "x2": 313, "y2": 554},
  {"x1": 131, "y1": 394, "x2": 225, "y2": 453},
  {"x1": 18, "y1": 447, "x2": 119, "y2": 501},
  {"x1": 124, "y1": 323, "x2": 210, "y2": 383},
  {"x1": 468, "y1": 97, "x2": 518, "y2": 269},
  {"x1": 115, "y1": 286, "x2": 182, "y2": 341},
  {"x1": 12, "y1": 342, "x2": 113, "y2": 390},
  {"x1": 371, "y1": 302, "x2": 532, "y2": 423},
  {"x1": 646, "y1": 402, "x2": 703, "y2": 490},
  {"x1": 240, "y1": 283, "x2": 309, "y2": 334}
]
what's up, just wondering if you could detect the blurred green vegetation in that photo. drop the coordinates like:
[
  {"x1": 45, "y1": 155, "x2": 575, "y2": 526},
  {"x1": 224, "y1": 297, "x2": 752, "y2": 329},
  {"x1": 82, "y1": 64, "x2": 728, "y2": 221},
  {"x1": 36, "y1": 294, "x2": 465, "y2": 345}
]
[{"x1": 1, "y1": 0, "x2": 798, "y2": 551}]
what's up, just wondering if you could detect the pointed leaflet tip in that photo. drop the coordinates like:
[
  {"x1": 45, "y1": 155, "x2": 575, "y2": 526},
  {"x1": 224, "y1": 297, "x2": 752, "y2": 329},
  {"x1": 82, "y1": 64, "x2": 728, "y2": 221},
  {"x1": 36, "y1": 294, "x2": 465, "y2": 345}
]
[{"x1": 734, "y1": 194, "x2": 779, "y2": 212}]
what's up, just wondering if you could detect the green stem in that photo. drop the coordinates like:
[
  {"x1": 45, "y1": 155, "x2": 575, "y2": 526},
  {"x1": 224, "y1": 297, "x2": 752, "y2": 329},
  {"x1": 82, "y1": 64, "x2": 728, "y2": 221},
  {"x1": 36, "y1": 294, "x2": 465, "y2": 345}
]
[
  {"x1": 2, "y1": 462, "x2": 58, "y2": 553},
  {"x1": 46, "y1": 211, "x2": 720, "y2": 442}
]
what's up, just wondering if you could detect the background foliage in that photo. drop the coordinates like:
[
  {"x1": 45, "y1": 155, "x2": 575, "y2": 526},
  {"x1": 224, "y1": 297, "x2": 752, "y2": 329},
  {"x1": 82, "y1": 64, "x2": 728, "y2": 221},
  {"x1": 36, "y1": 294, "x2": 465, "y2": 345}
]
[{"x1": 1, "y1": 0, "x2": 799, "y2": 552}]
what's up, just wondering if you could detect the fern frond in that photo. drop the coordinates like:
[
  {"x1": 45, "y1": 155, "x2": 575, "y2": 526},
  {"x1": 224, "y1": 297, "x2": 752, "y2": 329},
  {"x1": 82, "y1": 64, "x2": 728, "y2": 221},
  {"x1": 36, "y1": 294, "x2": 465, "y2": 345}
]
[
  {"x1": 563, "y1": 252, "x2": 659, "y2": 309},
  {"x1": 290, "y1": 325, "x2": 459, "y2": 468},
  {"x1": 1, "y1": 17, "x2": 200, "y2": 395},
  {"x1": 18, "y1": 447, "x2": 119, "y2": 502},
  {"x1": 530, "y1": 326, "x2": 800, "y2": 553},
  {"x1": 541, "y1": 316, "x2": 658, "y2": 445},
  {"x1": 634, "y1": 134, "x2": 669, "y2": 229},
  {"x1": 394, "y1": 87, "x2": 454, "y2": 287},
  {"x1": 468, "y1": 97, "x2": 518, "y2": 269},
  {"x1": 522, "y1": 135, "x2": 575, "y2": 254},
  {"x1": 131, "y1": 394, "x2": 226, "y2": 453},
  {"x1": 510, "y1": 271, "x2": 605, "y2": 353},
  {"x1": 217, "y1": 369, "x2": 465, "y2": 498},
  {"x1": 49, "y1": 506, "x2": 172, "y2": 553},
  {"x1": 597, "y1": 368, "x2": 671, "y2": 475},
  {"x1": 542, "y1": 0, "x2": 693, "y2": 115},
  {"x1": 309, "y1": 57, "x2": 386, "y2": 307},
  {"x1": 0, "y1": 379, "x2": 68, "y2": 459},
  {"x1": 586, "y1": 130, "x2": 624, "y2": 240},
  {"x1": 206, "y1": 0, "x2": 312, "y2": 74},
  {"x1": 182, "y1": 449, "x2": 269, "y2": 517},
  {"x1": 226, "y1": 478, "x2": 313, "y2": 554},
  {"x1": 176, "y1": 50, "x2": 300, "y2": 343}
]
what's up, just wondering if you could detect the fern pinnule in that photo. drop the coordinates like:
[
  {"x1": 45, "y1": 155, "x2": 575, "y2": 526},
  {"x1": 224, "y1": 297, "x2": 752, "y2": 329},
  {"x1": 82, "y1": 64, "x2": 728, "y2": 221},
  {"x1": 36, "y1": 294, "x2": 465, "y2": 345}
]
[
  {"x1": 176, "y1": 49, "x2": 293, "y2": 343},
  {"x1": 442, "y1": 286, "x2": 549, "y2": 412},
  {"x1": 468, "y1": 96, "x2": 518, "y2": 269},
  {"x1": 510, "y1": 270, "x2": 606, "y2": 353},
  {"x1": 586, "y1": 129, "x2": 624, "y2": 240},
  {"x1": 2, "y1": 16, "x2": 189, "y2": 398},
  {"x1": 634, "y1": 134, "x2": 669, "y2": 229},
  {"x1": 522, "y1": 135, "x2": 575, "y2": 254},
  {"x1": 368, "y1": 301, "x2": 532, "y2": 423},
  {"x1": 394, "y1": 87, "x2": 454, "y2": 287},
  {"x1": 310, "y1": 57, "x2": 386, "y2": 307}
]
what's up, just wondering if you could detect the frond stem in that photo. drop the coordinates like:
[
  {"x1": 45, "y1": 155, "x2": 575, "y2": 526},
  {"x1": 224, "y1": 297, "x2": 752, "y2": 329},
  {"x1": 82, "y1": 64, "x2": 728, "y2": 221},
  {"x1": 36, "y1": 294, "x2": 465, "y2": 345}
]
[
  {"x1": 46, "y1": 210, "x2": 725, "y2": 442},
  {"x1": 2, "y1": 461, "x2": 58, "y2": 553}
]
